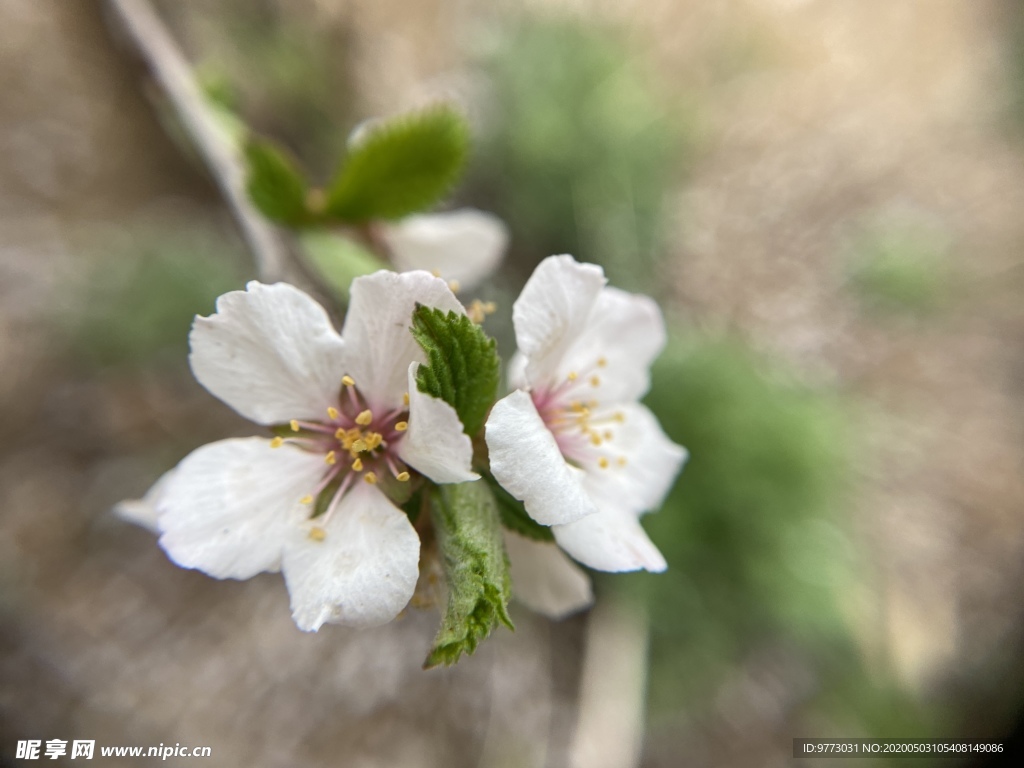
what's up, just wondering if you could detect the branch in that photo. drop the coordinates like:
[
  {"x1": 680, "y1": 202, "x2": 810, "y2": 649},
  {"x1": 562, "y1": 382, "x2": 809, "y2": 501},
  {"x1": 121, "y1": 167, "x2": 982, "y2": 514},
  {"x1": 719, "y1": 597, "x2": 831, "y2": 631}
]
[{"x1": 104, "y1": 0, "x2": 291, "y2": 282}]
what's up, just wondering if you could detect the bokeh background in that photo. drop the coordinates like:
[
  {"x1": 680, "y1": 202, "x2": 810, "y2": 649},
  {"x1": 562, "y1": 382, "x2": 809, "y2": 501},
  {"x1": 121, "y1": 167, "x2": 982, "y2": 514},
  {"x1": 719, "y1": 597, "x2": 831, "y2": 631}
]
[{"x1": 3, "y1": 1, "x2": 1024, "y2": 766}]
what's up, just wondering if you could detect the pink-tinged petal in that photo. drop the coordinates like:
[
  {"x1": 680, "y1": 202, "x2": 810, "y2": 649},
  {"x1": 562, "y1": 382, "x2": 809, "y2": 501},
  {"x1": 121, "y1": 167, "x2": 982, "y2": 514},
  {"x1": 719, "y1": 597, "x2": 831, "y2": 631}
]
[
  {"x1": 584, "y1": 403, "x2": 687, "y2": 514},
  {"x1": 512, "y1": 255, "x2": 606, "y2": 387},
  {"x1": 504, "y1": 531, "x2": 593, "y2": 619},
  {"x1": 382, "y1": 209, "x2": 509, "y2": 291},
  {"x1": 114, "y1": 468, "x2": 176, "y2": 533},
  {"x1": 157, "y1": 438, "x2": 326, "y2": 580},
  {"x1": 560, "y1": 287, "x2": 667, "y2": 403},
  {"x1": 398, "y1": 363, "x2": 478, "y2": 484},
  {"x1": 552, "y1": 502, "x2": 667, "y2": 573},
  {"x1": 281, "y1": 483, "x2": 420, "y2": 630},
  {"x1": 189, "y1": 282, "x2": 348, "y2": 425},
  {"x1": 485, "y1": 390, "x2": 597, "y2": 525},
  {"x1": 342, "y1": 270, "x2": 465, "y2": 409}
]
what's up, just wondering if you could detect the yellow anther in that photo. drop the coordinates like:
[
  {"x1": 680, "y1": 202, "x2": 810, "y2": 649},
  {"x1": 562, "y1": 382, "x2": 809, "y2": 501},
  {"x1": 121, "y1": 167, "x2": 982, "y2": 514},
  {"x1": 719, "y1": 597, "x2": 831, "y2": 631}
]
[
  {"x1": 431, "y1": 269, "x2": 442, "y2": 278},
  {"x1": 290, "y1": 419, "x2": 300, "y2": 432},
  {"x1": 396, "y1": 471, "x2": 410, "y2": 482},
  {"x1": 567, "y1": 371, "x2": 579, "y2": 381},
  {"x1": 599, "y1": 457, "x2": 610, "y2": 469},
  {"x1": 403, "y1": 392, "x2": 410, "y2": 406},
  {"x1": 366, "y1": 432, "x2": 383, "y2": 450},
  {"x1": 590, "y1": 376, "x2": 601, "y2": 387},
  {"x1": 355, "y1": 409, "x2": 373, "y2": 426},
  {"x1": 335, "y1": 427, "x2": 347, "y2": 440},
  {"x1": 604, "y1": 430, "x2": 614, "y2": 440},
  {"x1": 270, "y1": 436, "x2": 284, "y2": 448},
  {"x1": 300, "y1": 495, "x2": 313, "y2": 505},
  {"x1": 597, "y1": 357, "x2": 607, "y2": 367},
  {"x1": 617, "y1": 457, "x2": 627, "y2": 467},
  {"x1": 308, "y1": 527, "x2": 327, "y2": 542},
  {"x1": 364, "y1": 472, "x2": 378, "y2": 484},
  {"x1": 448, "y1": 279, "x2": 461, "y2": 293},
  {"x1": 327, "y1": 406, "x2": 340, "y2": 420},
  {"x1": 352, "y1": 458, "x2": 364, "y2": 472},
  {"x1": 351, "y1": 439, "x2": 368, "y2": 453},
  {"x1": 590, "y1": 433, "x2": 602, "y2": 446},
  {"x1": 325, "y1": 451, "x2": 337, "y2": 465},
  {"x1": 614, "y1": 412, "x2": 626, "y2": 422},
  {"x1": 395, "y1": 421, "x2": 408, "y2": 432},
  {"x1": 342, "y1": 375, "x2": 355, "y2": 387},
  {"x1": 570, "y1": 401, "x2": 584, "y2": 412}
]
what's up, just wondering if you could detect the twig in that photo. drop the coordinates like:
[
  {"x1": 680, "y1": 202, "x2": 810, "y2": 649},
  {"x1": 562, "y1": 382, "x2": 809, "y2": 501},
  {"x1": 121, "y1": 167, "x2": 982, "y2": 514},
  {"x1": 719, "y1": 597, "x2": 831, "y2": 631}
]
[{"x1": 104, "y1": 0, "x2": 290, "y2": 282}]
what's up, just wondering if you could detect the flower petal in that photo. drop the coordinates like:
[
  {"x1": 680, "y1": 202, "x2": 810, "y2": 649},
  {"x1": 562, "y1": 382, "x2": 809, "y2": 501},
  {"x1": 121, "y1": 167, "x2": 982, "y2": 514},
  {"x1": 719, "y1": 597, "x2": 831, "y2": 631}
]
[
  {"x1": 584, "y1": 402, "x2": 687, "y2": 514},
  {"x1": 552, "y1": 502, "x2": 667, "y2": 573},
  {"x1": 342, "y1": 270, "x2": 465, "y2": 408},
  {"x1": 504, "y1": 531, "x2": 593, "y2": 619},
  {"x1": 189, "y1": 282, "x2": 348, "y2": 425},
  {"x1": 486, "y1": 389, "x2": 597, "y2": 525},
  {"x1": 382, "y1": 209, "x2": 509, "y2": 291},
  {"x1": 157, "y1": 438, "x2": 326, "y2": 579},
  {"x1": 561, "y1": 287, "x2": 667, "y2": 403},
  {"x1": 398, "y1": 363, "x2": 478, "y2": 484},
  {"x1": 114, "y1": 468, "x2": 176, "y2": 533},
  {"x1": 512, "y1": 255, "x2": 606, "y2": 387},
  {"x1": 282, "y1": 483, "x2": 420, "y2": 630}
]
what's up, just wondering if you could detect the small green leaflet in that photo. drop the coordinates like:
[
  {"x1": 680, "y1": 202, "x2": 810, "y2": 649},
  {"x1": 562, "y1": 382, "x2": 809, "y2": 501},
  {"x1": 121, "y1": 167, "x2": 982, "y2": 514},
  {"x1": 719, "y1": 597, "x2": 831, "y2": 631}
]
[
  {"x1": 489, "y1": 478, "x2": 554, "y2": 542},
  {"x1": 244, "y1": 137, "x2": 310, "y2": 226},
  {"x1": 326, "y1": 106, "x2": 469, "y2": 222},
  {"x1": 424, "y1": 482, "x2": 513, "y2": 668},
  {"x1": 411, "y1": 306, "x2": 500, "y2": 438},
  {"x1": 298, "y1": 231, "x2": 387, "y2": 303}
]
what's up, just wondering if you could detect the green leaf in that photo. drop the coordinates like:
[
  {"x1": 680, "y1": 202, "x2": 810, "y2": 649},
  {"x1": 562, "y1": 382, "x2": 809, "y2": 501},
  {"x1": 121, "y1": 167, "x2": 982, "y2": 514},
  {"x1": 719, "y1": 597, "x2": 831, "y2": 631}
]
[
  {"x1": 244, "y1": 137, "x2": 310, "y2": 226},
  {"x1": 424, "y1": 482, "x2": 514, "y2": 668},
  {"x1": 298, "y1": 230, "x2": 388, "y2": 303},
  {"x1": 490, "y1": 478, "x2": 554, "y2": 542},
  {"x1": 326, "y1": 106, "x2": 470, "y2": 222},
  {"x1": 410, "y1": 305, "x2": 500, "y2": 437}
]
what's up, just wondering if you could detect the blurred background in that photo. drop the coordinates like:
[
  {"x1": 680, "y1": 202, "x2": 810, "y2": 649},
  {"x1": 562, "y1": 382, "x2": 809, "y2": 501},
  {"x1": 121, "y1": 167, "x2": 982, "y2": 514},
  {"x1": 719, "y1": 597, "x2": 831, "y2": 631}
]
[{"x1": 2, "y1": 0, "x2": 1024, "y2": 766}]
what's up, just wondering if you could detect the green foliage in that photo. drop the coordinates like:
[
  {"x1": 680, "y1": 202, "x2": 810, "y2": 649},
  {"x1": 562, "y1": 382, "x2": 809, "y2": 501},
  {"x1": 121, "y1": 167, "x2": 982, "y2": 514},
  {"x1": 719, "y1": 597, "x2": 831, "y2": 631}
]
[
  {"x1": 244, "y1": 137, "x2": 310, "y2": 226},
  {"x1": 425, "y1": 482, "x2": 514, "y2": 668},
  {"x1": 622, "y1": 335, "x2": 854, "y2": 713},
  {"x1": 472, "y1": 17, "x2": 694, "y2": 290},
  {"x1": 326, "y1": 106, "x2": 470, "y2": 222},
  {"x1": 65, "y1": 226, "x2": 243, "y2": 370},
  {"x1": 490, "y1": 478, "x2": 554, "y2": 542},
  {"x1": 847, "y1": 220, "x2": 951, "y2": 315},
  {"x1": 410, "y1": 306, "x2": 500, "y2": 437},
  {"x1": 298, "y1": 230, "x2": 388, "y2": 303}
]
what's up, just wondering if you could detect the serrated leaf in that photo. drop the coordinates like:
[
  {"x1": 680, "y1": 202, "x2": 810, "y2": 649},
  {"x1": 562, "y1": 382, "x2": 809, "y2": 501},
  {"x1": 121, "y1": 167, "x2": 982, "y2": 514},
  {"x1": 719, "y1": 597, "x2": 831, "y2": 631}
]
[
  {"x1": 326, "y1": 106, "x2": 469, "y2": 222},
  {"x1": 299, "y1": 230, "x2": 388, "y2": 303},
  {"x1": 424, "y1": 482, "x2": 514, "y2": 668},
  {"x1": 489, "y1": 477, "x2": 554, "y2": 542},
  {"x1": 410, "y1": 305, "x2": 500, "y2": 437},
  {"x1": 244, "y1": 137, "x2": 310, "y2": 225}
]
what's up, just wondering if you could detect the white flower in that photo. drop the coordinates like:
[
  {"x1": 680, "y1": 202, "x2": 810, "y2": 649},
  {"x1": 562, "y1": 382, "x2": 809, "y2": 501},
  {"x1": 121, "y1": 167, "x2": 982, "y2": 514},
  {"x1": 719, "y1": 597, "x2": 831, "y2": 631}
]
[
  {"x1": 503, "y1": 532, "x2": 593, "y2": 619},
  {"x1": 152, "y1": 272, "x2": 477, "y2": 631},
  {"x1": 380, "y1": 208, "x2": 509, "y2": 291},
  {"x1": 485, "y1": 255, "x2": 687, "y2": 573}
]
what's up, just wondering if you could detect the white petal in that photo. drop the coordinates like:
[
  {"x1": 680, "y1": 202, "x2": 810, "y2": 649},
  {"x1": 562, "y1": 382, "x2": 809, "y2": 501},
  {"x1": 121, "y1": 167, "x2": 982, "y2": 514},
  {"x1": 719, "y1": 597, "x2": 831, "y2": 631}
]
[
  {"x1": 485, "y1": 390, "x2": 597, "y2": 525},
  {"x1": 504, "y1": 531, "x2": 593, "y2": 619},
  {"x1": 189, "y1": 282, "x2": 348, "y2": 425},
  {"x1": 282, "y1": 483, "x2": 420, "y2": 630},
  {"x1": 561, "y1": 287, "x2": 667, "y2": 403},
  {"x1": 553, "y1": 502, "x2": 667, "y2": 573},
  {"x1": 114, "y1": 469, "x2": 176, "y2": 533},
  {"x1": 512, "y1": 255, "x2": 606, "y2": 387},
  {"x1": 584, "y1": 402, "x2": 687, "y2": 514},
  {"x1": 398, "y1": 363, "x2": 478, "y2": 484},
  {"x1": 342, "y1": 270, "x2": 465, "y2": 408},
  {"x1": 157, "y1": 438, "x2": 326, "y2": 579},
  {"x1": 382, "y1": 209, "x2": 509, "y2": 291}
]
